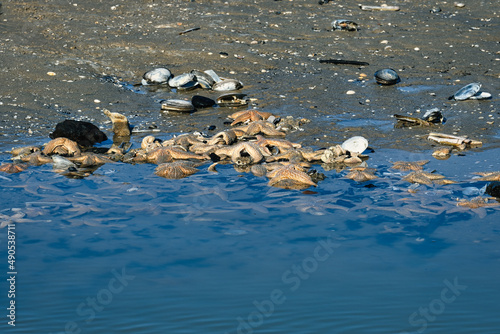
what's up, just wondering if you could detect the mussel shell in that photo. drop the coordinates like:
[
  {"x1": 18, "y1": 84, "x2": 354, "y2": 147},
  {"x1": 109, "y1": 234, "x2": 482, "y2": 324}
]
[
  {"x1": 168, "y1": 73, "x2": 196, "y2": 88},
  {"x1": 142, "y1": 68, "x2": 172, "y2": 85},
  {"x1": 203, "y1": 70, "x2": 221, "y2": 83},
  {"x1": 331, "y1": 19, "x2": 358, "y2": 31},
  {"x1": 422, "y1": 109, "x2": 445, "y2": 124},
  {"x1": 216, "y1": 93, "x2": 248, "y2": 107},
  {"x1": 160, "y1": 99, "x2": 195, "y2": 113},
  {"x1": 192, "y1": 95, "x2": 216, "y2": 109},
  {"x1": 212, "y1": 79, "x2": 243, "y2": 91},
  {"x1": 191, "y1": 70, "x2": 216, "y2": 89},
  {"x1": 374, "y1": 69, "x2": 400, "y2": 85},
  {"x1": 448, "y1": 82, "x2": 481, "y2": 101},
  {"x1": 341, "y1": 136, "x2": 368, "y2": 154}
]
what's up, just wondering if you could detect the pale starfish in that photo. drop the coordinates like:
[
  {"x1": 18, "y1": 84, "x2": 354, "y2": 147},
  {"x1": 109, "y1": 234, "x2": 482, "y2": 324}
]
[
  {"x1": 20, "y1": 151, "x2": 53, "y2": 166},
  {"x1": 403, "y1": 171, "x2": 445, "y2": 185},
  {"x1": 229, "y1": 110, "x2": 275, "y2": 126},
  {"x1": 171, "y1": 133, "x2": 204, "y2": 150},
  {"x1": 472, "y1": 171, "x2": 500, "y2": 181},
  {"x1": 146, "y1": 147, "x2": 207, "y2": 164},
  {"x1": 267, "y1": 164, "x2": 317, "y2": 189},
  {"x1": 215, "y1": 142, "x2": 266, "y2": 165},
  {"x1": 254, "y1": 135, "x2": 301, "y2": 155},
  {"x1": 69, "y1": 153, "x2": 114, "y2": 167},
  {"x1": 11, "y1": 146, "x2": 40, "y2": 157},
  {"x1": 266, "y1": 147, "x2": 325, "y2": 163},
  {"x1": 141, "y1": 135, "x2": 163, "y2": 152},
  {"x1": 207, "y1": 130, "x2": 237, "y2": 145},
  {"x1": 155, "y1": 161, "x2": 200, "y2": 179},
  {"x1": 345, "y1": 167, "x2": 378, "y2": 182},
  {"x1": 391, "y1": 160, "x2": 429, "y2": 171},
  {"x1": 234, "y1": 121, "x2": 285, "y2": 137},
  {"x1": 43, "y1": 137, "x2": 81, "y2": 157},
  {"x1": 0, "y1": 163, "x2": 28, "y2": 174},
  {"x1": 456, "y1": 196, "x2": 500, "y2": 209}
]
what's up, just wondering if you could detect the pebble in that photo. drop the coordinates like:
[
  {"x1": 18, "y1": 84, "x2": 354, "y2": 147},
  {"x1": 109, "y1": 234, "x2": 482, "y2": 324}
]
[
  {"x1": 454, "y1": 2, "x2": 465, "y2": 8},
  {"x1": 47, "y1": 72, "x2": 56, "y2": 76},
  {"x1": 346, "y1": 90, "x2": 355, "y2": 95},
  {"x1": 93, "y1": 99, "x2": 101, "y2": 103}
]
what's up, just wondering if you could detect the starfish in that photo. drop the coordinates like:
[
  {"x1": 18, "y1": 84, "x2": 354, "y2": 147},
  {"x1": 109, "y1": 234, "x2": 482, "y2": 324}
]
[
  {"x1": 345, "y1": 167, "x2": 378, "y2": 182},
  {"x1": 403, "y1": 171, "x2": 445, "y2": 185},
  {"x1": 234, "y1": 121, "x2": 286, "y2": 137},
  {"x1": 254, "y1": 135, "x2": 301, "y2": 155},
  {"x1": 20, "y1": 151, "x2": 53, "y2": 166},
  {"x1": 141, "y1": 135, "x2": 163, "y2": 152},
  {"x1": 0, "y1": 163, "x2": 28, "y2": 174},
  {"x1": 171, "y1": 133, "x2": 204, "y2": 150},
  {"x1": 155, "y1": 161, "x2": 200, "y2": 179},
  {"x1": 266, "y1": 147, "x2": 325, "y2": 163},
  {"x1": 43, "y1": 137, "x2": 81, "y2": 157},
  {"x1": 456, "y1": 196, "x2": 500, "y2": 209},
  {"x1": 391, "y1": 160, "x2": 429, "y2": 171},
  {"x1": 229, "y1": 110, "x2": 275, "y2": 126},
  {"x1": 146, "y1": 147, "x2": 207, "y2": 164},
  {"x1": 215, "y1": 142, "x2": 266, "y2": 165},
  {"x1": 207, "y1": 130, "x2": 237, "y2": 145},
  {"x1": 267, "y1": 164, "x2": 317, "y2": 190},
  {"x1": 11, "y1": 146, "x2": 41, "y2": 157},
  {"x1": 189, "y1": 143, "x2": 223, "y2": 155},
  {"x1": 69, "y1": 153, "x2": 114, "y2": 167},
  {"x1": 472, "y1": 171, "x2": 500, "y2": 181}
]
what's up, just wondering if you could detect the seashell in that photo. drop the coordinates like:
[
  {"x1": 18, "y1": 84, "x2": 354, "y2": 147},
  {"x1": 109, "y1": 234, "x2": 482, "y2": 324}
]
[
  {"x1": 191, "y1": 70, "x2": 215, "y2": 89},
  {"x1": 212, "y1": 78, "x2": 243, "y2": 91},
  {"x1": 43, "y1": 138, "x2": 81, "y2": 156},
  {"x1": 422, "y1": 109, "x2": 445, "y2": 124},
  {"x1": 142, "y1": 68, "x2": 172, "y2": 85},
  {"x1": 216, "y1": 93, "x2": 248, "y2": 107},
  {"x1": 203, "y1": 70, "x2": 221, "y2": 83},
  {"x1": 168, "y1": 72, "x2": 196, "y2": 88},
  {"x1": 374, "y1": 68, "x2": 400, "y2": 85},
  {"x1": 52, "y1": 155, "x2": 77, "y2": 169},
  {"x1": 341, "y1": 136, "x2": 368, "y2": 154},
  {"x1": 468, "y1": 91, "x2": 491, "y2": 100},
  {"x1": 191, "y1": 95, "x2": 216, "y2": 109},
  {"x1": 448, "y1": 82, "x2": 481, "y2": 101},
  {"x1": 160, "y1": 99, "x2": 195, "y2": 113},
  {"x1": 331, "y1": 19, "x2": 358, "y2": 31}
]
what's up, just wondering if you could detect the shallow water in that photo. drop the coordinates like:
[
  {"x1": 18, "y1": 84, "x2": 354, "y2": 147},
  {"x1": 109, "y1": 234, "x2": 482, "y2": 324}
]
[{"x1": 1, "y1": 0, "x2": 500, "y2": 333}]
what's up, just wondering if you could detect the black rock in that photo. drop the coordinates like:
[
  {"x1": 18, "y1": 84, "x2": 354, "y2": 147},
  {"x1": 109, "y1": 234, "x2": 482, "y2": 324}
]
[
  {"x1": 485, "y1": 181, "x2": 500, "y2": 198},
  {"x1": 50, "y1": 120, "x2": 108, "y2": 147}
]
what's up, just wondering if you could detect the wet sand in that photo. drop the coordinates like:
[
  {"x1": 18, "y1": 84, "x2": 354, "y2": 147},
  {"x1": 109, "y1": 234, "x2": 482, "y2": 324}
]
[{"x1": 0, "y1": 0, "x2": 499, "y2": 152}]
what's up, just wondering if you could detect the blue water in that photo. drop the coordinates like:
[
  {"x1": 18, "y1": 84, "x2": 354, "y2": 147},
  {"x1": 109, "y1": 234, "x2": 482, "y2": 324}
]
[{"x1": 1, "y1": 148, "x2": 500, "y2": 333}]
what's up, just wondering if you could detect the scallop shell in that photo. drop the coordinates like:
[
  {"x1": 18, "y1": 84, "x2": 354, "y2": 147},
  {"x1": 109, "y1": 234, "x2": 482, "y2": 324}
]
[
  {"x1": 341, "y1": 136, "x2": 368, "y2": 154},
  {"x1": 374, "y1": 69, "x2": 400, "y2": 85},
  {"x1": 448, "y1": 83, "x2": 481, "y2": 101},
  {"x1": 160, "y1": 99, "x2": 195, "y2": 113},
  {"x1": 142, "y1": 68, "x2": 172, "y2": 85}
]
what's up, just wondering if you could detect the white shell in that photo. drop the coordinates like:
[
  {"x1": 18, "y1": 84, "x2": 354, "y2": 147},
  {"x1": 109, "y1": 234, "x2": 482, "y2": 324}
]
[
  {"x1": 450, "y1": 82, "x2": 481, "y2": 101},
  {"x1": 142, "y1": 68, "x2": 172, "y2": 85},
  {"x1": 52, "y1": 155, "x2": 76, "y2": 169},
  {"x1": 160, "y1": 99, "x2": 195, "y2": 112},
  {"x1": 341, "y1": 136, "x2": 368, "y2": 154},
  {"x1": 468, "y1": 91, "x2": 492, "y2": 100},
  {"x1": 212, "y1": 79, "x2": 243, "y2": 91},
  {"x1": 168, "y1": 73, "x2": 196, "y2": 88}
]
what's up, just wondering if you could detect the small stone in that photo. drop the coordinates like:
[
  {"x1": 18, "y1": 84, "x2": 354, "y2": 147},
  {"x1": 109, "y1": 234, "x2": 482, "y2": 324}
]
[
  {"x1": 94, "y1": 99, "x2": 101, "y2": 103},
  {"x1": 47, "y1": 71, "x2": 56, "y2": 76},
  {"x1": 346, "y1": 90, "x2": 355, "y2": 95}
]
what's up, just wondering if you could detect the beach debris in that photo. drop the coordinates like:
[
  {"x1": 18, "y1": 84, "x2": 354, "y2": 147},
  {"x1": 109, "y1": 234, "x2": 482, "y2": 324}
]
[
  {"x1": 103, "y1": 109, "x2": 131, "y2": 137},
  {"x1": 448, "y1": 83, "x2": 491, "y2": 101},
  {"x1": 374, "y1": 68, "x2": 400, "y2": 85},
  {"x1": 427, "y1": 132, "x2": 482, "y2": 150},
  {"x1": 394, "y1": 109, "x2": 444, "y2": 128},
  {"x1": 319, "y1": 59, "x2": 369, "y2": 66},
  {"x1": 179, "y1": 27, "x2": 200, "y2": 35},
  {"x1": 50, "y1": 120, "x2": 108, "y2": 147},
  {"x1": 359, "y1": 4, "x2": 400, "y2": 11},
  {"x1": 331, "y1": 19, "x2": 358, "y2": 31}
]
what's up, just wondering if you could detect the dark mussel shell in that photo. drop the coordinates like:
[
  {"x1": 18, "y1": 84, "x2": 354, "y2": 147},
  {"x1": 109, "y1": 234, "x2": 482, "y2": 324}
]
[
  {"x1": 374, "y1": 68, "x2": 400, "y2": 85},
  {"x1": 331, "y1": 19, "x2": 358, "y2": 31},
  {"x1": 191, "y1": 95, "x2": 216, "y2": 109}
]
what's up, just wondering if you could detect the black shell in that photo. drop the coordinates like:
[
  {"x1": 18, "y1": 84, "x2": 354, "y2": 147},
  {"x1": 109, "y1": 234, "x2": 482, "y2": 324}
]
[{"x1": 374, "y1": 68, "x2": 400, "y2": 85}]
